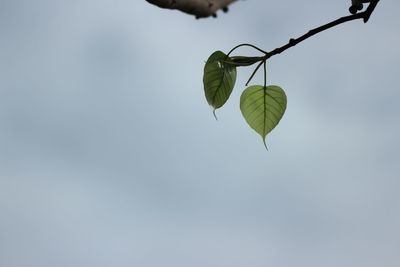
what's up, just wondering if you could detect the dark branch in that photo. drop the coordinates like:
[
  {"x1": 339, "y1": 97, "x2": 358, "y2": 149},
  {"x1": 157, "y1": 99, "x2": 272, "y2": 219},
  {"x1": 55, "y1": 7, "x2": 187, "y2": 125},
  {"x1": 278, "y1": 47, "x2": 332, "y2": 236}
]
[
  {"x1": 363, "y1": 0, "x2": 380, "y2": 22},
  {"x1": 263, "y1": 0, "x2": 380, "y2": 60},
  {"x1": 146, "y1": 0, "x2": 237, "y2": 18}
]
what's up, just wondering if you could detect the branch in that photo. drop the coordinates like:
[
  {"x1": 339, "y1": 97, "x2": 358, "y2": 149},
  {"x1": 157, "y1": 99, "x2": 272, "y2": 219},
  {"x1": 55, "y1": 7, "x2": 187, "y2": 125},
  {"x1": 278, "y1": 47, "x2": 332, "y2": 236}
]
[
  {"x1": 146, "y1": 0, "x2": 237, "y2": 18},
  {"x1": 233, "y1": 0, "x2": 381, "y2": 84},
  {"x1": 265, "y1": 0, "x2": 380, "y2": 59}
]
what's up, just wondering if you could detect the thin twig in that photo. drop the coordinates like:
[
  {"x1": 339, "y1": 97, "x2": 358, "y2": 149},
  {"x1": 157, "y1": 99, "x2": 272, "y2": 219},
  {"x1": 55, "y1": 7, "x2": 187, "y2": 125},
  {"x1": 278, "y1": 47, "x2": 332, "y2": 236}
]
[{"x1": 263, "y1": 0, "x2": 380, "y2": 60}]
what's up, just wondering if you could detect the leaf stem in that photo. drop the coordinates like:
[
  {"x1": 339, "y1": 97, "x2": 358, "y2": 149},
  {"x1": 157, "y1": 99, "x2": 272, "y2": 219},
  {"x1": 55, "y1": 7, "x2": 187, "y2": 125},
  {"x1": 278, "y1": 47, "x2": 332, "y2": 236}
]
[
  {"x1": 227, "y1": 43, "x2": 268, "y2": 57},
  {"x1": 263, "y1": 61, "x2": 267, "y2": 88},
  {"x1": 245, "y1": 60, "x2": 265, "y2": 86}
]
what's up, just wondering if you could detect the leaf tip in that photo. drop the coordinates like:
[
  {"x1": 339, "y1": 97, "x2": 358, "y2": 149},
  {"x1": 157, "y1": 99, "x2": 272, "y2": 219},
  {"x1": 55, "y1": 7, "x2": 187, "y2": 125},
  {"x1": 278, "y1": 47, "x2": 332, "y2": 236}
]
[
  {"x1": 212, "y1": 109, "x2": 218, "y2": 121},
  {"x1": 262, "y1": 137, "x2": 269, "y2": 151}
]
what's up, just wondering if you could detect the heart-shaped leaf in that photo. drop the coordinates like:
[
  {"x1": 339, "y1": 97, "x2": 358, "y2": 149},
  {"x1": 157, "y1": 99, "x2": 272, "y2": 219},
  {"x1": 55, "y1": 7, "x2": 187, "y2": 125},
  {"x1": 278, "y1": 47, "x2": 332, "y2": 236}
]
[
  {"x1": 240, "y1": 85, "x2": 287, "y2": 148},
  {"x1": 203, "y1": 51, "x2": 237, "y2": 114}
]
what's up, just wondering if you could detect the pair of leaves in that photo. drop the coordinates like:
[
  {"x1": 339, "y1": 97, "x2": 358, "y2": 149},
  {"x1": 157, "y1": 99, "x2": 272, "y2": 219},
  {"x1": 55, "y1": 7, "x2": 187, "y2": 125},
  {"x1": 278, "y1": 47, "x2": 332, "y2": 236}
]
[{"x1": 203, "y1": 51, "x2": 287, "y2": 147}]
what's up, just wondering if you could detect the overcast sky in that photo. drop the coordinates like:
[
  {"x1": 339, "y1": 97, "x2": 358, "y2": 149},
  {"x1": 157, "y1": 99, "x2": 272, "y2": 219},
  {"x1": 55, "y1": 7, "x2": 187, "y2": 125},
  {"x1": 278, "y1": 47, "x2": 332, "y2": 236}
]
[{"x1": 1, "y1": 0, "x2": 400, "y2": 266}]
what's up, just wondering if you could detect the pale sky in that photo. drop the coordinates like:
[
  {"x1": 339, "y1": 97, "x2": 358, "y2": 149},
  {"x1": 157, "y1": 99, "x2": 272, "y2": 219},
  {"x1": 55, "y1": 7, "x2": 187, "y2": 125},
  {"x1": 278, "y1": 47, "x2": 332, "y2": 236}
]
[{"x1": 1, "y1": 1, "x2": 400, "y2": 266}]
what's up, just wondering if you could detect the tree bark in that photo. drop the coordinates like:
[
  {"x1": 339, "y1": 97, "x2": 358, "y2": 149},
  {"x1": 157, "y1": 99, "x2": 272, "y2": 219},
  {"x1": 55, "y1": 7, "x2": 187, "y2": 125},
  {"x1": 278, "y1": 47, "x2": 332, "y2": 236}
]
[{"x1": 146, "y1": 0, "x2": 237, "y2": 18}]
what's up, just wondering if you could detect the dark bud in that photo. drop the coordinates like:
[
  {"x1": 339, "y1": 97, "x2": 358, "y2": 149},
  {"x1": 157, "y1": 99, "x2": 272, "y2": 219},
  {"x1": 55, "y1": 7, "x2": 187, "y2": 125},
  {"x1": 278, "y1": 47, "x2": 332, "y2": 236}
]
[
  {"x1": 357, "y1": 3, "x2": 364, "y2": 10},
  {"x1": 349, "y1": 5, "x2": 358, "y2": 14},
  {"x1": 222, "y1": 6, "x2": 229, "y2": 13}
]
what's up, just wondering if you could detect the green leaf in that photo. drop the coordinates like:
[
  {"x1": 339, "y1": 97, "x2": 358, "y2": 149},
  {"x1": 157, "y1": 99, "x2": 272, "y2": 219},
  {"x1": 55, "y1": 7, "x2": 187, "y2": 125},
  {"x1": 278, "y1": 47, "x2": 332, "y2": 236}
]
[
  {"x1": 240, "y1": 85, "x2": 287, "y2": 148},
  {"x1": 203, "y1": 51, "x2": 237, "y2": 115},
  {"x1": 225, "y1": 56, "x2": 264, "y2": 67}
]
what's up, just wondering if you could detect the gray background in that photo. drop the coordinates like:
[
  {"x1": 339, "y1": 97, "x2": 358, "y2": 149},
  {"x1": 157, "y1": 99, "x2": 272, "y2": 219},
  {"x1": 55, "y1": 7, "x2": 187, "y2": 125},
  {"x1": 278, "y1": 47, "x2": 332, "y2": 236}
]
[{"x1": 1, "y1": 0, "x2": 399, "y2": 266}]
